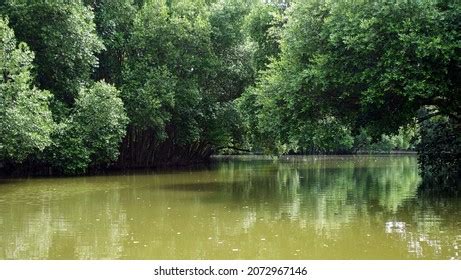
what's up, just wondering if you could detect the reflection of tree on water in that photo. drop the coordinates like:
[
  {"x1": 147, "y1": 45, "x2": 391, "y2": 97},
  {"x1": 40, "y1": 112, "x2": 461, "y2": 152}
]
[
  {"x1": 0, "y1": 179, "x2": 130, "y2": 259},
  {"x1": 216, "y1": 156, "x2": 460, "y2": 259},
  {"x1": 218, "y1": 156, "x2": 420, "y2": 218},
  {"x1": 393, "y1": 196, "x2": 461, "y2": 259},
  {"x1": 1, "y1": 156, "x2": 460, "y2": 259}
]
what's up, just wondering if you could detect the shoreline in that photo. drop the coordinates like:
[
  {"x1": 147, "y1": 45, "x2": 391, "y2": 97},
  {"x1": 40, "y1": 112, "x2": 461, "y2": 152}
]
[{"x1": 1, "y1": 153, "x2": 418, "y2": 179}]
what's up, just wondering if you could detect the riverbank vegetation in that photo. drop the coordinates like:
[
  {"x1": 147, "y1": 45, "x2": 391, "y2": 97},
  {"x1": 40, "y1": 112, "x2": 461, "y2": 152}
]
[{"x1": 0, "y1": 0, "x2": 459, "y2": 190}]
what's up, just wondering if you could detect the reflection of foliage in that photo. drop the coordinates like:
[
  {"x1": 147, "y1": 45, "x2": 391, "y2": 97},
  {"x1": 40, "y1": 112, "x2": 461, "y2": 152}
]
[
  {"x1": 417, "y1": 117, "x2": 461, "y2": 193},
  {"x1": 216, "y1": 156, "x2": 419, "y2": 228},
  {"x1": 1, "y1": 156, "x2": 459, "y2": 259},
  {"x1": 214, "y1": 156, "x2": 460, "y2": 259},
  {"x1": 0, "y1": 179, "x2": 130, "y2": 259},
  {"x1": 394, "y1": 195, "x2": 461, "y2": 259}
]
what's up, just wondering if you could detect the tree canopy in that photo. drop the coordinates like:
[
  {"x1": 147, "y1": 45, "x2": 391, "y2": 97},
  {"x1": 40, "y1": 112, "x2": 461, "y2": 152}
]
[{"x1": 241, "y1": 0, "x2": 459, "y2": 149}]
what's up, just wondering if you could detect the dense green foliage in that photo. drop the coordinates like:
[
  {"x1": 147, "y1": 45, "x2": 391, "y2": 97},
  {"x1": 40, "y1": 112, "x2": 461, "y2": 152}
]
[
  {"x1": 0, "y1": 0, "x2": 459, "y2": 191},
  {"x1": 0, "y1": 18, "x2": 54, "y2": 162},
  {"x1": 4, "y1": 0, "x2": 104, "y2": 105},
  {"x1": 83, "y1": 0, "x2": 137, "y2": 84},
  {"x1": 354, "y1": 125, "x2": 418, "y2": 153},
  {"x1": 1, "y1": 1, "x2": 126, "y2": 174},
  {"x1": 117, "y1": 0, "x2": 254, "y2": 167},
  {"x1": 243, "y1": 2, "x2": 284, "y2": 71},
  {"x1": 240, "y1": 0, "x2": 459, "y2": 151},
  {"x1": 0, "y1": 0, "x2": 260, "y2": 173},
  {"x1": 45, "y1": 81, "x2": 127, "y2": 174}
]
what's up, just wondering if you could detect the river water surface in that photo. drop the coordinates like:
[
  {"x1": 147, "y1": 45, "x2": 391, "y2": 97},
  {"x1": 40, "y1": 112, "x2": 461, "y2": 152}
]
[{"x1": 0, "y1": 155, "x2": 460, "y2": 259}]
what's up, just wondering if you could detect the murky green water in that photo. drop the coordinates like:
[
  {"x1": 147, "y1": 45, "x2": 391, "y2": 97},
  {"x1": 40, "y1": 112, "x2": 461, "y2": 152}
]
[{"x1": 0, "y1": 155, "x2": 460, "y2": 259}]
